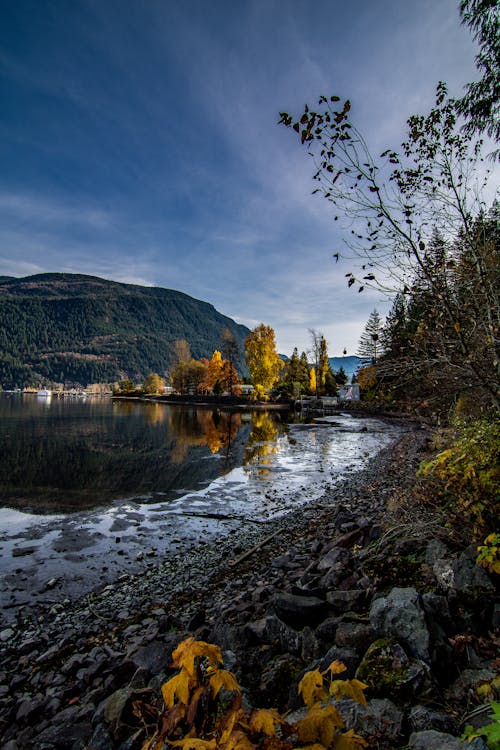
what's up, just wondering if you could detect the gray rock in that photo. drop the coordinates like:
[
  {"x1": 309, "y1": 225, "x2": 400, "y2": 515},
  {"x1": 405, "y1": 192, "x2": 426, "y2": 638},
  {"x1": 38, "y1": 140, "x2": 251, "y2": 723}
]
[
  {"x1": 317, "y1": 547, "x2": 351, "y2": 572},
  {"x1": 337, "y1": 697, "x2": 404, "y2": 742},
  {"x1": 369, "y1": 587, "x2": 430, "y2": 661},
  {"x1": 425, "y1": 539, "x2": 450, "y2": 564},
  {"x1": 433, "y1": 555, "x2": 495, "y2": 601},
  {"x1": 409, "y1": 705, "x2": 457, "y2": 734},
  {"x1": 246, "y1": 615, "x2": 303, "y2": 654},
  {"x1": 335, "y1": 619, "x2": 375, "y2": 654},
  {"x1": 408, "y1": 729, "x2": 472, "y2": 749}
]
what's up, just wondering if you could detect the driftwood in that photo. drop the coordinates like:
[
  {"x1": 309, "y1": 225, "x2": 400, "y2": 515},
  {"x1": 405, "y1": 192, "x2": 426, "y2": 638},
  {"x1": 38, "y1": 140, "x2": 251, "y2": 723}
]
[
  {"x1": 174, "y1": 511, "x2": 268, "y2": 524},
  {"x1": 227, "y1": 529, "x2": 282, "y2": 567}
]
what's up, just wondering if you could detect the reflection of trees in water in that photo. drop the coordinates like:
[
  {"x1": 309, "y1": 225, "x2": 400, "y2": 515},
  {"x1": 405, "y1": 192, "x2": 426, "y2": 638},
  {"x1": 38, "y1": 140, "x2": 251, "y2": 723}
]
[
  {"x1": 243, "y1": 412, "x2": 280, "y2": 479},
  {"x1": 168, "y1": 409, "x2": 242, "y2": 465},
  {"x1": 0, "y1": 399, "x2": 284, "y2": 512}
]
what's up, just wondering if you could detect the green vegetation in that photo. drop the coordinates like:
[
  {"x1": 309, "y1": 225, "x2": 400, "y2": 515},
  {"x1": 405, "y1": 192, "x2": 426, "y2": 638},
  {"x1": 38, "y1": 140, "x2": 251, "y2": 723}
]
[
  {"x1": 418, "y1": 418, "x2": 500, "y2": 540},
  {"x1": 0, "y1": 274, "x2": 249, "y2": 388},
  {"x1": 462, "y1": 701, "x2": 500, "y2": 749}
]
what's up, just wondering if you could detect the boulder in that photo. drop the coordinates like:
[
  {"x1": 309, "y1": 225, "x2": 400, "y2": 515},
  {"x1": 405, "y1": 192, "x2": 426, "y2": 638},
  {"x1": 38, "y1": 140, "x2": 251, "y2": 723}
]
[
  {"x1": 369, "y1": 587, "x2": 430, "y2": 662},
  {"x1": 408, "y1": 705, "x2": 457, "y2": 734},
  {"x1": 408, "y1": 729, "x2": 487, "y2": 749},
  {"x1": 273, "y1": 592, "x2": 328, "y2": 629},
  {"x1": 433, "y1": 553, "x2": 495, "y2": 603},
  {"x1": 337, "y1": 697, "x2": 404, "y2": 743},
  {"x1": 356, "y1": 639, "x2": 428, "y2": 699}
]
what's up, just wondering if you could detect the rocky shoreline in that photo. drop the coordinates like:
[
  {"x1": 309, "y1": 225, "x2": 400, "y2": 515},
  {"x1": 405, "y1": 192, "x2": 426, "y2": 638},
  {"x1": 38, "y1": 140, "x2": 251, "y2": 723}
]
[{"x1": 1, "y1": 422, "x2": 498, "y2": 749}]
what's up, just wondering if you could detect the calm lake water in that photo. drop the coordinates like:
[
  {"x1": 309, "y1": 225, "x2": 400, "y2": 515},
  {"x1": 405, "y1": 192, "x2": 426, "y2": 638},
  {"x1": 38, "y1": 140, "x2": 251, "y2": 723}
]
[{"x1": 0, "y1": 394, "x2": 401, "y2": 615}]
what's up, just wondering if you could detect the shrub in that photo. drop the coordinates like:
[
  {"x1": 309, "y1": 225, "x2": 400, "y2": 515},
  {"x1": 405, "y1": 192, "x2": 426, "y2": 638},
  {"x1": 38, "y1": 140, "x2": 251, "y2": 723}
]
[
  {"x1": 418, "y1": 418, "x2": 500, "y2": 539},
  {"x1": 138, "y1": 637, "x2": 368, "y2": 750}
]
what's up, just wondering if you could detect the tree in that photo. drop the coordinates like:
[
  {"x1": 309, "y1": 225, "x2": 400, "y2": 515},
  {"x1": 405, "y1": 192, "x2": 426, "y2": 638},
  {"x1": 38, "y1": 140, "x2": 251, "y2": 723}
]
[
  {"x1": 199, "y1": 350, "x2": 224, "y2": 394},
  {"x1": 456, "y1": 0, "x2": 500, "y2": 145},
  {"x1": 172, "y1": 339, "x2": 191, "y2": 367},
  {"x1": 279, "y1": 82, "x2": 499, "y2": 411},
  {"x1": 309, "y1": 329, "x2": 330, "y2": 395},
  {"x1": 220, "y1": 329, "x2": 241, "y2": 394},
  {"x1": 244, "y1": 324, "x2": 282, "y2": 400},
  {"x1": 279, "y1": 347, "x2": 311, "y2": 398},
  {"x1": 171, "y1": 359, "x2": 207, "y2": 394},
  {"x1": 117, "y1": 378, "x2": 134, "y2": 393},
  {"x1": 357, "y1": 309, "x2": 383, "y2": 363},
  {"x1": 143, "y1": 372, "x2": 166, "y2": 394},
  {"x1": 220, "y1": 359, "x2": 241, "y2": 395},
  {"x1": 309, "y1": 366, "x2": 316, "y2": 395},
  {"x1": 334, "y1": 366, "x2": 348, "y2": 386}
]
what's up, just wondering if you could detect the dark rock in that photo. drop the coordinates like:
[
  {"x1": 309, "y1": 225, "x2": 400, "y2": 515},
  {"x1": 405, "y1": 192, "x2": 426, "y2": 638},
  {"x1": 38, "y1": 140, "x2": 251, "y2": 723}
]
[
  {"x1": 408, "y1": 705, "x2": 458, "y2": 734},
  {"x1": 273, "y1": 592, "x2": 328, "y2": 629},
  {"x1": 369, "y1": 587, "x2": 430, "y2": 661},
  {"x1": 36, "y1": 719, "x2": 93, "y2": 747},
  {"x1": 15, "y1": 693, "x2": 48, "y2": 723},
  {"x1": 331, "y1": 528, "x2": 363, "y2": 548},
  {"x1": 127, "y1": 639, "x2": 172, "y2": 675},
  {"x1": 318, "y1": 646, "x2": 360, "y2": 678},
  {"x1": 257, "y1": 653, "x2": 303, "y2": 711},
  {"x1": 245, "y1": 615, "x2": 302, "y2": 654},
  {"x1": 88, "y1": 722, "x2": 114, "y2": 750},
  {"x1": 444, "y1": 667, "x2": 498, "y2": 706},
  {"x1": 334, "y1": 619, "x2": 376, "y2": 654},
  {"x1": 326, "y1": 589, "x2": 367, "y2": 613},
  {"x1": 315, "y1": 616, "x2": 340, "y2": 647}
]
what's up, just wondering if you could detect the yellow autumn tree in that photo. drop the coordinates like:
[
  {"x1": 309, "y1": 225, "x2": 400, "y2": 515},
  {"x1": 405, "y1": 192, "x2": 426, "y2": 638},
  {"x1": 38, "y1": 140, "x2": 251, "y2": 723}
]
[
  {"x1": 199, "y1": 350, "x2": 225, "y2": 394},
  {"x1": 309, "y1": 366, "x2": 317, "y2": 395},
  {"x1": 244, "y1": 324, "x2": 282, "y2": 401}
]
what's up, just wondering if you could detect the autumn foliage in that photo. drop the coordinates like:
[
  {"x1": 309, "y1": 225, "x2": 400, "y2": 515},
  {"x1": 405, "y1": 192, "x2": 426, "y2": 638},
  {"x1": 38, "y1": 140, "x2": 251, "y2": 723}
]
[{"x1": 137, "y1": 638, "x2": 368, "y2": 750}]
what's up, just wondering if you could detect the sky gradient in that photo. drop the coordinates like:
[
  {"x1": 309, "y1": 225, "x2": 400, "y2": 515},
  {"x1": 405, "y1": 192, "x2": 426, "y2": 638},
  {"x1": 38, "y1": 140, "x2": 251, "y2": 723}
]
[{"x1": 0, "y1": 0, "x2": 481, "y2": 356}]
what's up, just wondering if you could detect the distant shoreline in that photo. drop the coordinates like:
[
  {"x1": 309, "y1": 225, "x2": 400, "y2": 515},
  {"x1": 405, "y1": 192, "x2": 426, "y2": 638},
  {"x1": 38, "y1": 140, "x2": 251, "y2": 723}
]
[{"x1": 111, "y1": 394, "x2": 293, "y2": 410}]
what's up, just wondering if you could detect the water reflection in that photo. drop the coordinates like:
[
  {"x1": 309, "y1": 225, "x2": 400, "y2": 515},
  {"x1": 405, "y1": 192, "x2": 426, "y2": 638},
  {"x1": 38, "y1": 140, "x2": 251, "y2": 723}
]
[
  {"x1": 243, "y1": 412, "x2": 280, "y2": 479},
  {"x1": 0, "y1": 396, "x2": 285, "y2": 514}
]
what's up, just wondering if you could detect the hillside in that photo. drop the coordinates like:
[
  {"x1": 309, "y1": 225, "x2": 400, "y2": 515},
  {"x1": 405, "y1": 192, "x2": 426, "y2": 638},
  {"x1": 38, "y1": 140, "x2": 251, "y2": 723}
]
[
  {"x1": 0, "y1": 273, "x2": 250, "y2": 388},
  {"x1": 329, "y1": 355, "x2": 366, "y2": 378}
]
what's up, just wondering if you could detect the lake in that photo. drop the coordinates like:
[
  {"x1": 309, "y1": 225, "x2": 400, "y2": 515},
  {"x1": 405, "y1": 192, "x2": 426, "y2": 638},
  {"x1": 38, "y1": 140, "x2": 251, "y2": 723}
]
[{"x1": 0, "y1": 394, "x2": 400, "y2": 615}]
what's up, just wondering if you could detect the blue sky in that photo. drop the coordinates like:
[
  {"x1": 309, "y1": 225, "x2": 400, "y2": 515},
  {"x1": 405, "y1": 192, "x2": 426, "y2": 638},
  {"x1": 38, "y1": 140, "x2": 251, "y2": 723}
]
[{"x1": 0, "y1": 0, "x2": 481, "y2": 355}]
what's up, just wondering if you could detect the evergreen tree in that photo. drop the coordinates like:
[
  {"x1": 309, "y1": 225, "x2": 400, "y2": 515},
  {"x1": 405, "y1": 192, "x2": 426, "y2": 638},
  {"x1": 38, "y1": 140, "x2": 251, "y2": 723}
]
[{"x1": 357, "y1": 310, "x2": 383, "y2": 363}]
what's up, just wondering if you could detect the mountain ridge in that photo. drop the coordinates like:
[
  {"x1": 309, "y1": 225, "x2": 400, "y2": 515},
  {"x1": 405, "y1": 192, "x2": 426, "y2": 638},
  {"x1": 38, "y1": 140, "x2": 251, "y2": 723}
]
[{"x1": 0, "y1": 273, "x2": 250, "y2": 388}]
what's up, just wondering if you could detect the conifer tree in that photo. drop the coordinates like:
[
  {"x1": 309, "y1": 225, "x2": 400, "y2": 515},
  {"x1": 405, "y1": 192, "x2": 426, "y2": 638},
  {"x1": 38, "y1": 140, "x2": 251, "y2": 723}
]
[{"x1": 357, "y1": 310, "x2": 383, "y2": 363}]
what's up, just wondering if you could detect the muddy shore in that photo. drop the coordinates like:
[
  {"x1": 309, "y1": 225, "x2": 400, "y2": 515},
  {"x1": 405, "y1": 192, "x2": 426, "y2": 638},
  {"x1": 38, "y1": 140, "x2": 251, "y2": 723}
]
[{"x1": 1, "y1": 420, "x2": 498, "y2": 750}]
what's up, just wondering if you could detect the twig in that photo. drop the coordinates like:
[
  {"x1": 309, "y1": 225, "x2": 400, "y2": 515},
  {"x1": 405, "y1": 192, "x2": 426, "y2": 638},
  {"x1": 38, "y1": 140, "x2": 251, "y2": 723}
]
[{"x1": 227, "y1": 530, "x2": 282, "y2": 567}]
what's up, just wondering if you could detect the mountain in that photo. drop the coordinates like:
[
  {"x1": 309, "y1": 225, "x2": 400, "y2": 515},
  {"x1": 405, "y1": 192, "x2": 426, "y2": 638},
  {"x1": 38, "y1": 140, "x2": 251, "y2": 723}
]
[
  {"x1": 329, "y1": 356, "x2": 366, "y2": 378},
  {"x1": 0, "y1": 273, "x2": 250, "y2": 388}
]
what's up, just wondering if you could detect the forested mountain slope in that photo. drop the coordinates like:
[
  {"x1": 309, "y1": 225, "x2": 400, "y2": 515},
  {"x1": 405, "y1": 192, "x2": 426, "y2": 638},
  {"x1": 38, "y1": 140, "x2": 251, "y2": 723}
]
[{"x1": 0, "y1": 273, "x2": 249, "y2": 387}]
